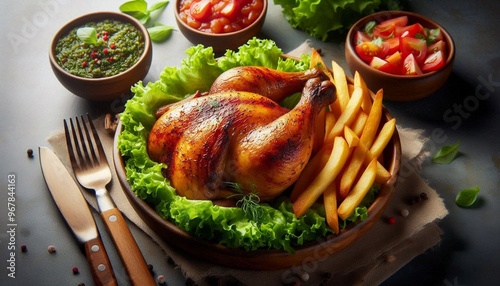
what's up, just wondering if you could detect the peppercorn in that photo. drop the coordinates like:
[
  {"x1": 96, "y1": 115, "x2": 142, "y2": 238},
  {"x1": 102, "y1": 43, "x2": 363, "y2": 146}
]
[
  {"x1": 72, "y1": 266, "x2": 79, "y2": 274},
  {"x1": 387, "y1": 217, "x2": 396, "y2": 224},
  {"x1": 21, "y1": 244, "x2": 28, "y2": 252},
  {"x1": 27, "y1": 149, "x2": 34, "y2": 158}
]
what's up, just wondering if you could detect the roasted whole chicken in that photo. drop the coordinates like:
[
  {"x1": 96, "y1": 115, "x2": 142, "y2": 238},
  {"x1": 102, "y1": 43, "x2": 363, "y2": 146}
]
[{"x1": 148, "y1": 66, "x2": 336, "y2": 202}]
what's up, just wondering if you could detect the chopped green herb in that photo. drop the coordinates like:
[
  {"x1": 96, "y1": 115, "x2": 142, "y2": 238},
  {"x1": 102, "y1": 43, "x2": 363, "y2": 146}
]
[
  {"x1": 432, "y1": 141, "x2": 460, "y2": 164},
  {"x1": 455, "y1": 187, "x2": 480, "y2": 207}
]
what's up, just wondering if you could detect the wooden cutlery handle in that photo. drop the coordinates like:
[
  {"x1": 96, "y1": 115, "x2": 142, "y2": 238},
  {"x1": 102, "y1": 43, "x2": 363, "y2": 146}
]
[
  {"x1": 101, "y1": 208, "x2": 156, "y2": 286},
  {"x1": 84, "y1": 237, "x2": 118, "y2": 286}
]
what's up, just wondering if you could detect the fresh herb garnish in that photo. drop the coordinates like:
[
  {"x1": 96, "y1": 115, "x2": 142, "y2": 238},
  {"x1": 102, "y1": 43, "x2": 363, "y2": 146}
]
[
  {"x1": 432, "y1": 141, "x2": 460, "y2": 164},
  {"x1": 76, "y1": 27, "x2": 98, "y2": 45},
  {"x1": 119, "y1": 0, "x2": 173, "y2": 43},
  {"x1": 226, "y1": 182, "x2": 264, "y2": 221},
  {"x1": 455, "y1": 187, "x2": 480, "y2": 207}
]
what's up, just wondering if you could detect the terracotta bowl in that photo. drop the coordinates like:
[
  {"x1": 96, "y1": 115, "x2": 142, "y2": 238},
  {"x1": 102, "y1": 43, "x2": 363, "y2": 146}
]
[
  {"x1": 113, "y1": 77, "x2": 402, "y2": 270},
  {"x1": 49, "y1": 12, "x2": 152, "y2": 101},
  {"x1": 345, "y1": 11, "x2": 455, "y2": 101},
  {"x1": 174, "y1": 0, "x2": 267, "y2": 54}
]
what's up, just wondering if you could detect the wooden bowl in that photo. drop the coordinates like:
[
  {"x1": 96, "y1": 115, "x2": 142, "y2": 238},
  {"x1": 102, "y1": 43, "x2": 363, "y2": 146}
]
[
  {"x1": 174, "y1": 0, "x2": 267, "y2": 54},
  {"x1": 113, "y1": 77, "x2": 402, "y2": 270},
  {"x1": 49, "y1": 12, "x2": 152, "y2": 101},
  {"x1": 345, "y1": 11, "x2": 455, "y2": 101}
]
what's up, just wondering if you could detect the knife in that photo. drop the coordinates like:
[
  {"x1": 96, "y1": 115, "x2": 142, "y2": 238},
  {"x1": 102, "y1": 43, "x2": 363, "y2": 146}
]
[{"x1": 39, "y1": 147, "x2": 118, "y2": 286}]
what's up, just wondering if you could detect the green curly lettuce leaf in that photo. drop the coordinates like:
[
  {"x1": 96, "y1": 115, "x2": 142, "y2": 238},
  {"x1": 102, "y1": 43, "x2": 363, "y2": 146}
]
[
  {"x1": 274, "y1": 0, "x2": 402, "y2": 41},
  {"x1": 118, "y1": 38, "x2": 375, "y2": 252}
]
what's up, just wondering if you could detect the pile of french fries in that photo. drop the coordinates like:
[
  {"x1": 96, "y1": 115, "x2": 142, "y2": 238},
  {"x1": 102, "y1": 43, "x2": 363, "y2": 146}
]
[{"x1": 291, "y1": 49, "x2": 396, "y2": 234}]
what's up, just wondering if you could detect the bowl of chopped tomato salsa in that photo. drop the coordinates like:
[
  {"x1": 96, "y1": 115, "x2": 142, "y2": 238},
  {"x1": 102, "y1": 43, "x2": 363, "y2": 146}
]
[
  {"x1": 345, "y1": 11, "x2": 455, "y2": 101},
  {"x1": 175, "y1": 0, "x2": 267, "y2": 53}
]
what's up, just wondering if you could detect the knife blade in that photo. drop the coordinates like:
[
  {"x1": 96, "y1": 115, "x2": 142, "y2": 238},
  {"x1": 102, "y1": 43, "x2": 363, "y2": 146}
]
[{"x1": 39, "y1": 147, "x2": 117, "y2": 286}]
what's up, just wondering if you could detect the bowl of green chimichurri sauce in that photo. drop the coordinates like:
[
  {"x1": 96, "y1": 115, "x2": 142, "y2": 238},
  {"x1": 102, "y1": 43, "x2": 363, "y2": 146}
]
[{"x1": 49, "y1": 12, "x2": 152, "y2": 101}]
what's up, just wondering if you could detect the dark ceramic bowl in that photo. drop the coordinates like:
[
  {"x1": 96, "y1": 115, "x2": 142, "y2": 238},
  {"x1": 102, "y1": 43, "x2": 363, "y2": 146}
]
[
  {"x1": 345, "y1": 11, "x2": 455, "y2": 101},
  {"x1": 49, "y1": 12, "x2": 152, "y2": 101},
  {"x1": 113, "y1": 76, "x2": 402, "y2": 270},
  {"x1": 174, "y1": 0, "x2": 267, "y2": 54}
]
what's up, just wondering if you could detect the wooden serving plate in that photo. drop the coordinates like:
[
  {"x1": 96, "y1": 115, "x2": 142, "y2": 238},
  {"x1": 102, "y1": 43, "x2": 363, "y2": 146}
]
[{"x1": 113, "y1": 77, "x2": 402, "y2": 270}]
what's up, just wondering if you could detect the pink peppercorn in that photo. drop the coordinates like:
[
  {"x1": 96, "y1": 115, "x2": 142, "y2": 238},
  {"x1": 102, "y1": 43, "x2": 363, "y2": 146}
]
[
  {"x1": 387, "y1": 217, "x2": 396, "y2": 224},
  {"x1": 72, "y1": 266, "x2": 79, "y2": 274}
]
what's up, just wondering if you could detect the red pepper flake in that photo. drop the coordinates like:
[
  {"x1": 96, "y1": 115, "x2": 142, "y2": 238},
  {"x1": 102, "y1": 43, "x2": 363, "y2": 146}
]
[
  {"x1": 72, "y1": 266, "x2": 79, "y2": 275},
  {"x1": 82, "y1": 61, "x2": 88, "y2": 68},
  {"x1": 94, "y1": 58, "x2": 99, "y2": 63},
  {"x1": 103, "y1": 48, "x2": 109, "y2": 55},
  {"x1": 90, "y1": 52, "x2": 98, "y2": 58},
  {"x1": 387, "y1": 217, "x2": 396, "y2": 224},
  {"x1": 103, "y1": 35, "x2": 109, "y2": 41},
  {"x1": 110, "y1": 43, "x2": 116, "y2": 49},
  {"x1": 107, "y1": 57, "x2": 113, "y2": 62}
]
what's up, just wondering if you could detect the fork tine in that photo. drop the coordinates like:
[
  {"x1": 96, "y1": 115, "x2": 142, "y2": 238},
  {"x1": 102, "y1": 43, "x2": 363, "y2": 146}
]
[
  {"x1": 86, "y1": 113, "x2": 109, "y2": 167},
  {"x1": 78, "y1": 114, "x2": 99, "y2": 167},
  {"x1": 64, "y1": 119, "x2": 79, "y2": 171}
]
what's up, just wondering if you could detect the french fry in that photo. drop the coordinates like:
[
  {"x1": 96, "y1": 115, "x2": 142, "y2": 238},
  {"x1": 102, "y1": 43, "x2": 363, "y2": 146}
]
[
  {"x1": 325, "y1": 87, "x2": 363, "y2": 142},
  {"x1": 354, "y1": 71, "x2": 372, "y2": 113},
  {"x1": 313, "y1": 107, "x2": 327, "y2": 154},
  {"x1": 290, "y1": 142, "x2": 332, "y2": 202},
  {"x1": 339, "y1": 141, "x2": 368, "y2": 197},
  {"x1": 338, "y1": 158, "x2": 378, "y2": 220},
  {"x1": 368, "y1": 118, "x2": 396, "y2": 159},
  {"x1": 331, "y1": 60, "x2": 350, "y2": 113},
  {"x1": 310, "y1": 48, "x2": 334, "y2": 81},
  {"x1": 293, "y1": 137, "x2": 349, "y2": 217},
  {"x1": 324, "y1": 180, "x2": 339, "y2": 234},
  {"x1": 344, "y1": 126, "x2": 359, "y2": 148},
  {"x1": 359, "y1": 89, "x2": 383, "y2": 148},
  {"x1": 350, "y1": 110, "x2": 367, "y2": 137},
  {"x1": 324, "y1": 111, "x2": 337, "y2": 137}
]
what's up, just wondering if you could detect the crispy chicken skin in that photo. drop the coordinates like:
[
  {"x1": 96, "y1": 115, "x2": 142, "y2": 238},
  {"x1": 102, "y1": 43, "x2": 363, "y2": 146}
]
[{"x1": 147, "y1": 67, "x2": 336, "y2": 201}]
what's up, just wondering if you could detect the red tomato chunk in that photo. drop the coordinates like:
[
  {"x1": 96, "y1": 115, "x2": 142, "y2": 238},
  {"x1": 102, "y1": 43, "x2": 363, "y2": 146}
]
[
  {"x1": 354, "y1": 15, "x2": 448, "y2": 75},
  {"x1": 179, "y1": 0, "x2": 264, "y2": 34}
]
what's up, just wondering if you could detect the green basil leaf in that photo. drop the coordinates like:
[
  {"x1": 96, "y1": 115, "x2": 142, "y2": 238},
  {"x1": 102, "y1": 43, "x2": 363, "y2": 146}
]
[
  {"x1": 119, "y1": 0, "x2": 148, "y2": 13},
  {"x1": 432, "y1": 141, "x2": 460, "y2": 164},
  {"x1": 455, "y1": 187, "x2": 480, "y2": 207},
  {"x1": 76, "y1": 27, "x2": 98, "y2": 45},
  {"x1": 148, "y1": 24, "x2": 173, "y2": 43},
  {"x1": 149, "y1": 0, "x2": 169, "y2": 12}
]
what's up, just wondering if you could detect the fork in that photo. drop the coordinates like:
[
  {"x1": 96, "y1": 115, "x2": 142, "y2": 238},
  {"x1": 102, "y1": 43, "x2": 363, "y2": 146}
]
[{"x1": 64, "y1": 114, "x2": 156, "y2": 286}]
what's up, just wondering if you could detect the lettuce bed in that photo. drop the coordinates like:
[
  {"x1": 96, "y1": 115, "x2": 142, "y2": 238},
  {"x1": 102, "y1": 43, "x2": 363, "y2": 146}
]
[{"x1": 118, "y1": 39, "x2": 373, "y2": 252}]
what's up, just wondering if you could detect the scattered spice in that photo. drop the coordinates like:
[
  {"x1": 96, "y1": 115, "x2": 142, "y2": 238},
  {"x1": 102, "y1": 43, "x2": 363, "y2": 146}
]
[
  {"x1": 400, "y1": 208, "x2": 409, "y2": 217},
  {"x1": 420, "y1": 192, "x2": 428, "y2": 201},
  {"x1": 27, "y1": 148, "x2": 34, "y2": 158},
  {"x1": 72, "y1": 266, "x2": 80, "y2": 275},
  {"x1": 157, "y1": 274, "x2": 166, "y2": 284},
  {"x1": 385, "y1": 254, "x2": 396, "y2": 263},
  {"x1": 386, "y1": 217, "x2": 396, "y2": 224},
  {"x1": 48, "y1": 245, "x2": 57, "y2": 253},
  {"x1": 77, "y1": 283, "x2": 85, "y2": 286},
  {"x1": 21, "y1": 244, "x2": 28, "y2": 252}
]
